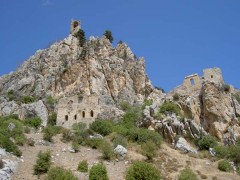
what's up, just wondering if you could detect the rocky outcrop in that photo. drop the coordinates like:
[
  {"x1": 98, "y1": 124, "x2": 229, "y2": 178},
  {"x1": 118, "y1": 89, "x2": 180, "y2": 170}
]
[
  {"x1": 0, "y1": 33, "x2": 153, "y2": 123},
  {"x1": 19, "y1": 100, "x2": 48, "y2": 126},
  {"x1": 201, "y1": 82, "x2": 237, "y2": 140},
  {"x1": 175, "y1": 137, "x2": 197, "y2": 153}
]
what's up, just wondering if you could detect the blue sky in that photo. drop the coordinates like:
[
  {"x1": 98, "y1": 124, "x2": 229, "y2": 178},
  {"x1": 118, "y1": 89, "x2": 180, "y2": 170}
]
[{"x1": 0, "y1": 0, "x2": 239, "y2": 92}]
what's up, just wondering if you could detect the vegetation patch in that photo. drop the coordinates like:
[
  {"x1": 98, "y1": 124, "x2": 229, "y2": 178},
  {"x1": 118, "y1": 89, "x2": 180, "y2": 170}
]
[
  {"x1": 47, "y1": 166, "x2": 77, "y2": 180},
  {"x1": 178, "y1": 168, "x2": 197, "y2": 180},
  {"x1": 218, "y1": 160, "x2": 232, "y2": 172},
  {"x1": 159, "y1": 102, "x2": 181, "y2": 116},
  {"x1": 89, "y1": 163, "x2": 109, "y2": 180},
  {"x1": 90, "y1": 119, "x2": 113, "y2": 136},
  {"x1": 125, "y1": 161, "x2": 161, "y2": 180},
  {"x1": 77, "y1": 160, "x2": 88, "y2": 173},
  {"x1": 24, "y1": 117, "x2": 42, "y2": 129},
  {"x1": 34, "y1": 150, "x2": 51, "y2": 175}
]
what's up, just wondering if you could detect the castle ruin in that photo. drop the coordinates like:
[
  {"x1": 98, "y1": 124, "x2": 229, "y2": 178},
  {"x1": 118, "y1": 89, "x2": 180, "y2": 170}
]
[
  {"x1": 56, "y1": 95, "x2": 100, "y2": 128},
  {"x1": 182, "y1": 67, "x2": 224, "y2": 91},
  {"x1": 70, "y1": 19, "x2": 81, "y2": 36}
]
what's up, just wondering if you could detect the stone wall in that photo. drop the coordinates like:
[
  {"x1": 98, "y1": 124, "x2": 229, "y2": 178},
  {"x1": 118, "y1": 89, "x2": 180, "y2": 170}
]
[
  {"x1": 203, "y1": 67, "x2": 224, "y2": 84},
  {"x1": 183, "y1": 74, "x2": 202, "y2": 92},
  {"x1": 70, "y1": 20, "x2": 81, "y2": 36},
  {"x1": 56, "y1": 95, "x2": 100, "y2": 128}
]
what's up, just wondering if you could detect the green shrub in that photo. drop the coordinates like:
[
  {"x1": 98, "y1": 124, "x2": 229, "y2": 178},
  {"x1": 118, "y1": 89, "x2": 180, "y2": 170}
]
[
  {"x1": 21, "y1": 96, "x2": 36, "y2": 104},
  {"x1": 47, "y1": 166, "x2": 77, "y2": 180},
  {"x1": 196, "y1": 135, "x2": 217, "y2": 150},
  {"x1": 15, "y1": 136, "x2": 26, "y2": 146},
  {"x1": 24, "y1": 126, "x2": 31, "y2": 134},
  {"x1": 142, "y1": 99, "x2": 153, "y2": 110},
  {"x1": 61, "y1": 129, "x2": 73, "y2": 143},
  {"x1": 24, "y1": 118, "x2": 42, "y2": 129},
  {"x1": 178, "y1": 168, "x2": 197, "y2": 180},
  {"x1": 112, "y1": 125, "x2": 129, "y2": 136},
  {"x1": 104, "y1": 30, "x2": 113, "y2": 43},
  {"x1": 77, "y1": 160, "x2": 88, "y2": 173},
  {"x1": 34, "y1": 150, "x2": 51, "y2": 175},
  {"x1": 48, "y1": 112, "x2": 57, "y2": 126},
  {"x1": 89, "y1": 163, "x2": 109, "y2": 180},
  {"x1": 119, "y1": 109, "x2": 141, "y2": 129},
  {"x1": 127, "y1": 128, "x2": 162, "y2": 145},
  {"x1": 218, "y1": 160, "x2": 232, "y2": 172},
  {"x1": 86, "y1": 138, "x2": 103, "y2": 149},
  {"x1": 120, "y1": 101, "x2": 131, "y2": 111},
  {"x1": 42, "y1": 125, "x2": 63, "y2": 142},
  {"x1": 159, "y1": 102, "x2": 181, "y2": 116},
  {"x1": 173, "y1": 93, "x2": 180, "y2": 101},
  {"x1": 125, "y1": 161, "x2": 161, "y2": 180},
  {"x1": 72, "y1": 140, "x2": 80, "y2": 152},
  {"x1": 228, "y1": 145, "x2": 240, "y2": 164},
  {"x1": 141, "y1": 140, "x2": 157, "y2": 160},
  {"x1": 90, "y1": 119, "x2": 113, "y2": 136},
  {"x1": 99, "y1": 140, "x2": 114, "y2": 160},
  {"x1": 7, "y1": 90, "x2": 16, "y2": 101},
  {"x1": 47, "y1": 96, "x2": 55, "y2": 107},
  {"x1": 112, "y1": 134, "x2": 128, "y2": 148},
  {"x1": 0, "y1": 134, "x2": 22, "y2": 157},
  {"x1": 214, "y1": 145, "x2": 229, "y2": 158},
  {"x1": 75, "y1": 29, "x2": 86, "y2": 47}
]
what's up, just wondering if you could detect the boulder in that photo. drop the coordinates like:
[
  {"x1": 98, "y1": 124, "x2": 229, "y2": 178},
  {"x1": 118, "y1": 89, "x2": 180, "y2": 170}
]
[
  {"x1": 19, "y1": 100, "x2": 48, "y2": 126},
  {"x1": 175, "y1": 137, "x2": 197, "y2": 154},
  {"x1": 114, "y1": 145, "x2": 127, "y2": 160}
]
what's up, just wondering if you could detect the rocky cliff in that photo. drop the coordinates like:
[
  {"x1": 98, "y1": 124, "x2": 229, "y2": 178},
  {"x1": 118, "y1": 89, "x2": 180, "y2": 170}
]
[{"x1": 0, "y1": 31, "x2": 153, "y2": 125}]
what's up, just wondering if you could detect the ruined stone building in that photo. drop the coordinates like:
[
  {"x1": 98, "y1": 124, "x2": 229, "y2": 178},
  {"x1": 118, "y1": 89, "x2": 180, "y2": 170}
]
[
  {"x1": 182, "y1": 67, "x2": 224, "y2": 91},
  {"x1": 56, "y1": 95, "x2": 100, "y2": 128}
]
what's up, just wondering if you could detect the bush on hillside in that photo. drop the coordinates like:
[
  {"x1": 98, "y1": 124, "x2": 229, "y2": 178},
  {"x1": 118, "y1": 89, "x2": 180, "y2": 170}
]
[
  {"x1": 89, "y1": 163, "x2": 109, "y2": 180},
  {"x1": 178, "y1": 168, "x2": 197, "y2": 180},
  {"x1": 34, "y1": 150, "x2": 51, "y2": 175},
  {"x1": 120, "y1": 101, "x2": 131, "y2": 111},
  {"x1": 141, "y1": 140, "x2": 157, "y2": 160},
  {"x1": 112, "y1": 134, "x2": 128, "y2": 148},
  {"x1": 90, "y1": 119, "x2": 113, "y2": 136},
  {"x1": 77, "y1": 160, "x2": 88, "y2": 173},
  {"x1": 159, "y1": 102, "x2": 181, "y2": 116},
  {"x1": 61, "y1": 129, "x2": 73, "y2": 143},
  {"x1": 127, "y1": 128, "x2": 162, "y2": 145},
  {"x1": 218, "y1": 160, "x2": 232, "y2": 172},
  {"x1": 125, "y1": 161, "x2": 161, "y2": 180},
  {"x1": 48, "y1": 112, "x2": 57, "y2": 126},
  {"x1": 47, "y1": 166, "x2": 77, "y2": 180},
  {"x1": 24, "y1": 118, "x2": 42, "y2": 129},
  {"x1": 21, "y1": 96, "x2": 36, "y2": 104},
  {"x1": 99, "y1": 140, "x2": 114, "y2": 160},
  {"x1": 42, "y1": 125, "x2": 63, "y2": 142},
  {"x1": 196, "y1": 135, "x2": 217, "y2": 150}
]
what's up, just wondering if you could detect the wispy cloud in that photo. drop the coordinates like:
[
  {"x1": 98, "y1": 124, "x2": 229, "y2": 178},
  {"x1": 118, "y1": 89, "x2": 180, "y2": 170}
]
[{"x1": 42, "y1": 0, "x2": 52, "y2": 6}]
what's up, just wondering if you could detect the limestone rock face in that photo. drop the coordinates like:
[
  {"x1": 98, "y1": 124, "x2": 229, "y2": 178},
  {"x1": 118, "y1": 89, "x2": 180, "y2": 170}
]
[
  {"x1": 0, "y1": 34, "x2": 153, "y2": 124},
  {"x1": 201, "y1": 82, "x2": 236, "y2": 139}
]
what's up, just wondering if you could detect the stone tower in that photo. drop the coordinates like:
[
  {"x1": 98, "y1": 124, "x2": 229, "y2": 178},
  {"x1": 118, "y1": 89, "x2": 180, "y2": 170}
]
[
  {"x1": 70, "y1": 20, "x2": 81, "y2": 36},
  {"x1": 203, "y1": 67, "x2": 224, "y2": 84}
]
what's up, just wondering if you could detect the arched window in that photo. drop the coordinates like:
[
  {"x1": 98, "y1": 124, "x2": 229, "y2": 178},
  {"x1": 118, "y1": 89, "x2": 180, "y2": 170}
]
[
  {"x1": 74, "y1": 114, "x2": 77, "y2": 120},
  {"x1": 211, "y1": 75, "x2": 214, "y2": 78},
  {"x1": 65, "y1": 115, "x2": 68, "y2": 121},
  {"x1": 82, "y1": 111, "x2": 85, "y2": 118},
  {"x1": 90, "y1": 110, "x2": 94, "y2": 117}
]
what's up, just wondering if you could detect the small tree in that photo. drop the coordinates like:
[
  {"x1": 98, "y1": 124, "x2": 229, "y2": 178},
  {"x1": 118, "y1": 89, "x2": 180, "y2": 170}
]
[
  {"x1": 75, "y1": 29, "x2": 86, "y2": 47},
  {"x1": 218, "y1": 160, "x2": 232, "y2": 172},
  {"x1": 89, "y1": 163, "x2": 109, "y2": 180},
  {"x1": 104, "y1": 30, "x2": 113, "y2": 43},
  {"x1": 34, "y1": 150, "x2": 51, "y2": 175}
]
